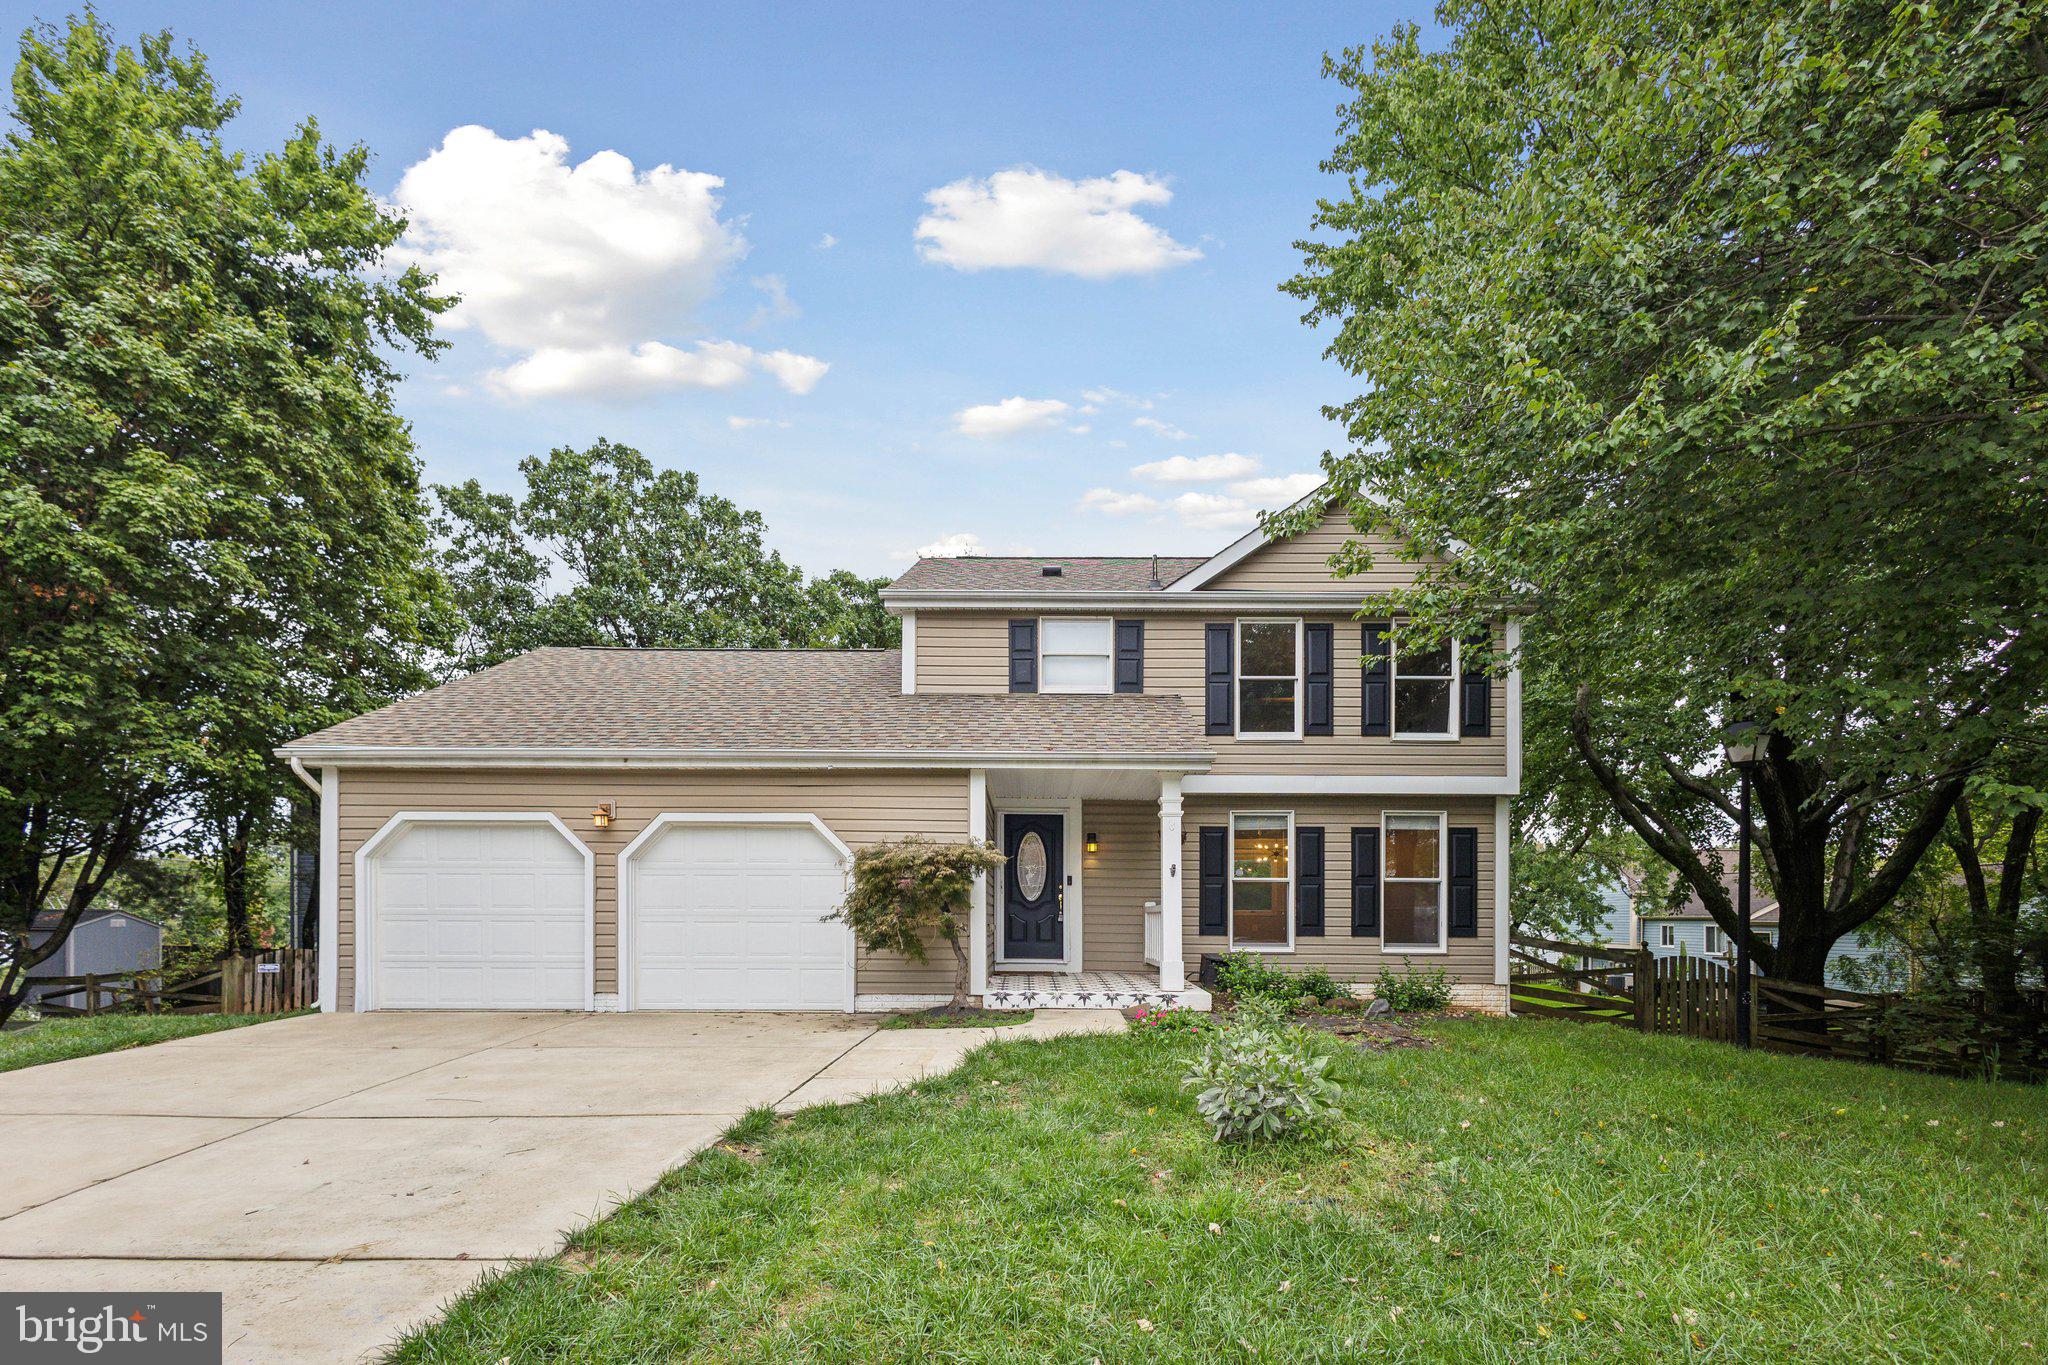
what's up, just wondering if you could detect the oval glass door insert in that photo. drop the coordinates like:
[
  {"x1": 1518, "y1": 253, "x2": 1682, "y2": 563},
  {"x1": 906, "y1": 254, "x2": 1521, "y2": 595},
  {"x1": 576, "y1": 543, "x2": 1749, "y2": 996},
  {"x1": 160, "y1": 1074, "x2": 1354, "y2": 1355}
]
[{"x1": 1016, "y1": 832, "x2": 1048, "y2": 899}]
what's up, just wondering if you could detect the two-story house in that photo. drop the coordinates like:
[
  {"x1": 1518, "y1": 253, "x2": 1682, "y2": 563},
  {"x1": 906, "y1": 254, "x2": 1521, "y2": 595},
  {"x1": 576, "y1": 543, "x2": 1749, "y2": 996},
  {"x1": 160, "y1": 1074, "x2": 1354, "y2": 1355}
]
[{"x1": 278, "y1": 497, "x2": 1523, "y2": 1015}]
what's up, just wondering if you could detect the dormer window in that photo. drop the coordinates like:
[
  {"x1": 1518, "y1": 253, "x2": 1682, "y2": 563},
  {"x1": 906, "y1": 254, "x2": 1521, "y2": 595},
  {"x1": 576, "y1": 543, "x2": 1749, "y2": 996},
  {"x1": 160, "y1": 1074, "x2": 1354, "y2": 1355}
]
[{"x1": 1039, "y1": 617, "x2": 1113, "y2": 693}]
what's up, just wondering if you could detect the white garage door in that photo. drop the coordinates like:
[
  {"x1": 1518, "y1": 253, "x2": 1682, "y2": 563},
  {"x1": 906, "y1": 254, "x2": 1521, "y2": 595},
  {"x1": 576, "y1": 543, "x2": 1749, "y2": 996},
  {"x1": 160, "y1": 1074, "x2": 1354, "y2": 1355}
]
[
  {"x1": 629, "y1": 821, "x2": 849, "y2": 1010},
  {"x1": 368, "y1": 821, "x2": 586, "y2": 1010}
]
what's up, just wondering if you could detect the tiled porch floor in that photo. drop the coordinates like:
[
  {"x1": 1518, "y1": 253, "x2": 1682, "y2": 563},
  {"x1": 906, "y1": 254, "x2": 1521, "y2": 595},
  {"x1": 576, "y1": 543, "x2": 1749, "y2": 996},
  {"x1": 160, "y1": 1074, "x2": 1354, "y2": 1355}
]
[{"x1": 983, "y1": 970, "x2": 1207, "y2": 1012}]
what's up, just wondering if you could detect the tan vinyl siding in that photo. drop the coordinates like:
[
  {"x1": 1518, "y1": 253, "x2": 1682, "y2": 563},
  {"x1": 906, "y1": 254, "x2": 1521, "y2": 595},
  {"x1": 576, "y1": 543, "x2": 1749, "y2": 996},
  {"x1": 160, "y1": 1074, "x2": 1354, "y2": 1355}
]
[
  {"x1": 1201, "y1": 508, "x2": 1439, "y2": 594},
  {"x1": 909, "y1": 613, "x2": 1508, "y2": 778},
  {"x1": 916, "y1": 613, "x2": 1012, "y2": 692},
  {"x1": 334, "y1": 767, "x2": 967, "y2": 1009},
  {"x1": 1079, "y1": 801, "x2": 1158, "y2": 972},
  {"x1": 1180, "y1": 795, "x2": 1500, "y2": 985}
]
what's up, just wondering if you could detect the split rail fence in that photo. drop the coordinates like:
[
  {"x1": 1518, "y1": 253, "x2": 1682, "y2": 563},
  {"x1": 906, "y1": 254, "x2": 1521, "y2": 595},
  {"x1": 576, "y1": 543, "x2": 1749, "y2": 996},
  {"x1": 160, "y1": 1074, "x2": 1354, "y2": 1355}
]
[
  {"x1": 1510, "y1": 932, "x2": 2040, "y2": 1081},
  {"x1": 34, "y1": 948, "x2": 316, "y2": 1019}
]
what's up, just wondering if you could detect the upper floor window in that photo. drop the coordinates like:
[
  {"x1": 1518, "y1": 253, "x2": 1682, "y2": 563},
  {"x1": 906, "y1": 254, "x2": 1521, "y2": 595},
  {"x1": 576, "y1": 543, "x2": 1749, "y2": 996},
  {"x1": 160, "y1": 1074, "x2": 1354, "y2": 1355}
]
[
  {"x1": 1660, "y1": 924, "x2": 1675, "y2": 947},
  {"x1": 1393, "y1": 638, "x2": 1458, "y2": 738},
  {"x1": 1237, "y1": 620, "x2": 1300, "y2": 738},
  {"x1": 1704, "y1": 925, "x2": 1723, "y2": 953},
  {"x1": 1039, "y1": 618, "x2": 1113, "y2": 693}
]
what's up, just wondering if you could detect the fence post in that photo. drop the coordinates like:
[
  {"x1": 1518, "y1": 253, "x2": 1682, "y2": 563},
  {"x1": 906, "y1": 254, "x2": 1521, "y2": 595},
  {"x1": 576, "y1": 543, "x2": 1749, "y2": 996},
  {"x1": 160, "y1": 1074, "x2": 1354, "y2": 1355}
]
[
  {"x1": 83, "y1": 974, "x2": 100, "y2": 1017},
  {"x1": 1633, "y1": 949, "x2": 1652, "y2": 1032}
]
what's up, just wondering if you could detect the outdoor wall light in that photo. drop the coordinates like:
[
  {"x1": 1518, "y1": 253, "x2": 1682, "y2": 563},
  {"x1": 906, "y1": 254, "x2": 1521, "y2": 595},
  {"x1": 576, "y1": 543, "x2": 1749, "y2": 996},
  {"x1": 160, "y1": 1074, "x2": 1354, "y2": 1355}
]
[
  {"x1": 1086, "y1": 832, "x2": 1099, "y2": 853},
  {"x1": 592, "y1": 802, "x2": 616, "y2": 829}
]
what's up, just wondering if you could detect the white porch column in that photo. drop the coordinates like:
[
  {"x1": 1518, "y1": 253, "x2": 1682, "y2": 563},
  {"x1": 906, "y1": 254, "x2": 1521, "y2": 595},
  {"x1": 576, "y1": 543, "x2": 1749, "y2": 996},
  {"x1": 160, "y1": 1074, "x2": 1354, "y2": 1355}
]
[
  {"x1": 969, "y1": 768, "x2": 989, "y2": 997},
  {"x1": 1157, "y1": 775, "x2": 1186, "y2": 991}
]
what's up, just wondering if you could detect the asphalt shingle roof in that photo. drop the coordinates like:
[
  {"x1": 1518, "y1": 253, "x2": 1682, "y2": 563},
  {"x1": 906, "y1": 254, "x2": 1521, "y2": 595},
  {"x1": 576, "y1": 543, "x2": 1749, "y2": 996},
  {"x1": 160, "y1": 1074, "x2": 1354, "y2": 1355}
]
[
  {"x1": 886, "y1": 556, "x2": 1208, "y2": 593},
  {"x1": 282, "y1": 648, "x2": 1211, "y2": 760}
]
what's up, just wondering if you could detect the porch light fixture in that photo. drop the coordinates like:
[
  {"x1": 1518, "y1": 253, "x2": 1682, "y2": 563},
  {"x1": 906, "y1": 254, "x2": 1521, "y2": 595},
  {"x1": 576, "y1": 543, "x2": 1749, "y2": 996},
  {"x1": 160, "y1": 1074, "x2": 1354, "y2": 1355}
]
[
  {"x1": 591, "y1": 802, "x2": 616, "y2": 830},
  {"x1": 1086, "y1": 832, "x2": 1099, "y2": 854}
]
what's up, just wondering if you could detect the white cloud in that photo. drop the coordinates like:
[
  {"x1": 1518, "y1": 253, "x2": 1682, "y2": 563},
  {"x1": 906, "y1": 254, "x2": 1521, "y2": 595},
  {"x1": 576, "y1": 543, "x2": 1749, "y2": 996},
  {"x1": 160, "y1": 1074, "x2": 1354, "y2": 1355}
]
[
  {"x1": 1079, "y1": 488, "x2": 1161, "y2": 516},
  {"x1": 914, "y1": 532, "x2": 989, "y2": 558},
  {"x1": 1083, "y1": 386, "x2": 1154, "y2": 410},
  {"x1": 953, "y1": 396, "x2": 1073, "y2": 439},
  {"x1": 916, "y1": 167, "x2": 1202, "y2": 279},
  {"x1": 727, "y1": 415, "x2": 792, "y2": 430},
  {"x1": 489, "y1": 340, "x2": 826, "y2": 401},
  {"x1": 1170, "y1": 491, "x2": 1260, "y2": 531},
  {"x1": 392, "y1": 126, "x2": 827, "y2": 402},
  {"x1": 1133, "y1": 416, "x2": 1193, "y2": 441},
  {"x1": 815, "y1": 232, "x2": 839, "y2": 250},
  {"x1": 1229, "y1": 473, "x2": 1323, "y2": 505},
  {"x1": 748, "y1": 274, "x2": 799, "y2": 326},
  {"x1": 1131, "y1": 452, "x2": 1262, "y2": 484}
]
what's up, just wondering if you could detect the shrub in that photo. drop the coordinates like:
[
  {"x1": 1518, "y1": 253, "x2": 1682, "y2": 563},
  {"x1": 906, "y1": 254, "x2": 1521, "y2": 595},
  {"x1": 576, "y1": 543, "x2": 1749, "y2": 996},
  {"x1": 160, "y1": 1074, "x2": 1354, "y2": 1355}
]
[
  {"x1": 1295, "y1": 966, "x2": 1352, "y2": 1006},
  {"x1": 1211, "y1": 951, "x2": 1299, "y2": 1002},
  {"x1": 833, "y1": 838, "x2": 1006, "y2": 1010},
  {"x1": 1128, "y1": 1004, "x2": 1210, "y2": 1037},
  {"x1": 1374, "y1": 962, "x2": 1453, "y2": 1012},
  {"x1": 1182, "y1": 996, "x2": 1343, "y2": 1142}
]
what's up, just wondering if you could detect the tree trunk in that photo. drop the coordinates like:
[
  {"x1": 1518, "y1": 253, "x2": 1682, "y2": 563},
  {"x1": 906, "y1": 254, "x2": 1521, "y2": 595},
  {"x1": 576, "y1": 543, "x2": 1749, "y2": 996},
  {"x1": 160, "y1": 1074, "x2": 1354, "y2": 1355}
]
[
  {"x1": 220, "y1": 812, "x2": 255, "y2": 958},
  {"x1": 947, "y1": 924, "x2": 975, "y2": 1011}
]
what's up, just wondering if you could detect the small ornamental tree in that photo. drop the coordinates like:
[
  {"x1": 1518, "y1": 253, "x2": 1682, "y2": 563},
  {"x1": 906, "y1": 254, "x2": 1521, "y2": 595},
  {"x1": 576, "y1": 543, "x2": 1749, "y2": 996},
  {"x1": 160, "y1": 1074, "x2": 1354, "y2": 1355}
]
[{"x1": 834, "y1": 839, "x2": 1005, "y2": 1012}]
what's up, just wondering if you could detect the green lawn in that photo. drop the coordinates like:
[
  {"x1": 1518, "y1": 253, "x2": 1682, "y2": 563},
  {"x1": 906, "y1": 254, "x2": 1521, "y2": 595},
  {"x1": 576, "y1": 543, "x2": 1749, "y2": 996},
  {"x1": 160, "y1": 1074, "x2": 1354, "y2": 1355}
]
[
  {"x1": 0, "y1": 1012, "x2": 285, "y2": 1072},
  {"x1": 389, "y1": 1017, "x2": 2046, "y2": 1363}
]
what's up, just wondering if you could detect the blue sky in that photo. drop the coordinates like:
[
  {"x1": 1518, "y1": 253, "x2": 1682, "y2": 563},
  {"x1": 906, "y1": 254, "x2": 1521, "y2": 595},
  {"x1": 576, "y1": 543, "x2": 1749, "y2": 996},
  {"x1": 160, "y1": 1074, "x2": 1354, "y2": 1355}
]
[{"x1": 9, "y1": 1, "x2": 1430, "y2": 577}]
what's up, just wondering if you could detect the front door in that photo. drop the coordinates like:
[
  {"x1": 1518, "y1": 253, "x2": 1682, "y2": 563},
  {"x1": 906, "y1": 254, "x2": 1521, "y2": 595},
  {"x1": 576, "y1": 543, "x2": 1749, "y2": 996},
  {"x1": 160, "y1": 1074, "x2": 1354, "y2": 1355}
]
[{"x1": 1002, "y1": 813, "x2": 1064, "y2": 961}]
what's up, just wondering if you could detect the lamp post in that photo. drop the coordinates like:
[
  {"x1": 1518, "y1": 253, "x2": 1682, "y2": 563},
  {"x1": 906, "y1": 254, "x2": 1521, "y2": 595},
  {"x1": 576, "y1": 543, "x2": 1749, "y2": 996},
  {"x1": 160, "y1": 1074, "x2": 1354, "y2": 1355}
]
[{"x1": 1720, "y1": 719, "x2": 1769, "y2": 1047}]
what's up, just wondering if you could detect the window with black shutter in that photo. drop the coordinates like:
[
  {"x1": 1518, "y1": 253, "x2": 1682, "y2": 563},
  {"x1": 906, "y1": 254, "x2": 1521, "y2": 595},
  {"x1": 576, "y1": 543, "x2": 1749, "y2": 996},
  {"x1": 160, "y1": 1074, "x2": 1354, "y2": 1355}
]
[
  {"x1": 1008, "y1": 620, "x2": 1037, "y2": 693},
  {"x1": 1203, "y1": 625, "x2": 1234, "y2": 735},
  {"x1": 1361, "y1": 622, "x2": 1390, "y2": 735},
  {"x1": 1350, "y1": 827, "x2": 1380, "y2": 935},
  {"x1": 1448, "y1": 826, "x2": 1479, "y2": 937},
  {"x1": 1304, "y1": 623, "x2": 1333, "y2": 735},
  {"x1": 1296, "y1": 825, "x2": 1325, "y2": 936},
  {"x1": 1198, "y1": 826, "x2": 1228, "y2": 935},
  {"x1": 1115, "y1": 620, "x2": 1145, "y2": 693}
]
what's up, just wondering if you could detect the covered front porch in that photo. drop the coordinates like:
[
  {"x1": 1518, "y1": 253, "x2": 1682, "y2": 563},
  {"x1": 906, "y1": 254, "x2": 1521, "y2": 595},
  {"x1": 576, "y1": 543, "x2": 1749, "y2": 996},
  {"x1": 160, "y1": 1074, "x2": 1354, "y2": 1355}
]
[{"x1": 966, "y1": 767, "x2": 1210, "y2": 1012}]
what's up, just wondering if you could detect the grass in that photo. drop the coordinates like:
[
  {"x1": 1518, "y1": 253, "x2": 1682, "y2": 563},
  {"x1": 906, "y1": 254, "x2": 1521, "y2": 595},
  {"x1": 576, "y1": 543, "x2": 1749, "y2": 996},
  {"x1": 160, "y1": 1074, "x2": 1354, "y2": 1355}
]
[
  {"x1": 388, "y1": 1017, "x2": 2047, "y2": 1363},
  {"x1": 0, "y1": 1012, "x2": 286, "y2": 1072},
  {"x1": 878, "y1": 1007, "x2": 1033, "y2": 1030}
]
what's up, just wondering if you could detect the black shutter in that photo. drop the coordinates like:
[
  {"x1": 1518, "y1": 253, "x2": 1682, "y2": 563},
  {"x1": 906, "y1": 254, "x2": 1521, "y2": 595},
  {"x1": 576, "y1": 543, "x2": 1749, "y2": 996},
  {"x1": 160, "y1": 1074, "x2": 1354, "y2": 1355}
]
[
  {"x1": 1198, "y1": 826, "x2": 1228, "y2": 936},
  {"x1": 1460, "y1": 631, "x2": 1492, "y2": 736},
  {"x1": 1350, "y1": 828, "x2": 1380, "y2": 935},
  {"x1": 1361, "y1": 621, "x2": 1391, "y2": 736},
  {"x1": 1448, "y1": 826, "x2": 1479, "y2": 937},
  {"x1": 1008, "y1": 619, "x2": 1037, "y2": 693},
  {"x1": 1204, "y1": 624, "x2": 1234, "y2": 735},
  {"x1": 1304, "y1": 623, "x2": 1334, "y2": 736},
  {"x1": 1296, "y1": 825, "x2": 1325, "y2": 936},
  {"x1": 1115, "y1": 620, "x2": 1145, "y2": 694}
]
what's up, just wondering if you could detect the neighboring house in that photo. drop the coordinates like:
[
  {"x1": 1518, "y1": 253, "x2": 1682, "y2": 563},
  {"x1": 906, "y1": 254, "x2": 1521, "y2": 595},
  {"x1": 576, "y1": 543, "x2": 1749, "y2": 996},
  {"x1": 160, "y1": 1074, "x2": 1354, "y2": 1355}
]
[
  {"x1": 1628, "y1": 855, "x2": 1895, "y2": 990},
  {"x1": 22, "y1": 906, "x2": 166, "y2": 1009},
  {"x1": 276, "y1": 496, "x2": 1524, "y2": 1015}
]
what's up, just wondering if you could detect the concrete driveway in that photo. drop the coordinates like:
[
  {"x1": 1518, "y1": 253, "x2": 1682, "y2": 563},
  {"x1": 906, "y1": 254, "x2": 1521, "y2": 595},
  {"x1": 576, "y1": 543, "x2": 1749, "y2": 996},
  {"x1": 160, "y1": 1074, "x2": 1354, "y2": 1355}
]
[{"x1": 0, "y1": 1009, "x2": 1117, "y2": 1363}]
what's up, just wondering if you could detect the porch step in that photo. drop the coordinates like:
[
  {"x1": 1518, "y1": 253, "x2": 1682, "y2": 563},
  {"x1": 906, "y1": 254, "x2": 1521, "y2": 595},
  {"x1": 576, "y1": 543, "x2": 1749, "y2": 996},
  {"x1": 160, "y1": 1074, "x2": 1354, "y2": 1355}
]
[{"x1": 983, "y1": 971, "x2": 1211, "y2": 1013}]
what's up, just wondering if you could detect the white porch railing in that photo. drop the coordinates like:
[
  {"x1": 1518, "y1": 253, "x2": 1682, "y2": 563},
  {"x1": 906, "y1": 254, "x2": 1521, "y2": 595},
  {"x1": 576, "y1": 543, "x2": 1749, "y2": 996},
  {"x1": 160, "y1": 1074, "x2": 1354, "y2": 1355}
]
[{"x1": 1143, "y1": 900, "x2": 1162, "y2": 967}]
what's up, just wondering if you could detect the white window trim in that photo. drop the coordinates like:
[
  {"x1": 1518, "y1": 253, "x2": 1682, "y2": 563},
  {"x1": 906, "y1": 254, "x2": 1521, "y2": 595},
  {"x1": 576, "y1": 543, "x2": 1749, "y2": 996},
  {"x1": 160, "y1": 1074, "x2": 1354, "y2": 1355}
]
[
  {"x1": 1038, "y1": 616, "x2": 1115, "y2": 695},
  {"x1": 1391, "y1": 636, "x2": 1459, "y2": 740},
  {"x1": 1704, "y1": 925, "x2": 1723, "y2": 954},
  {"x1": 1227, "y1": 809, "x2": 1295, "y2": 952},
  {"x1": 1380, "y1": 809, "x2": 1448, "y2": 954},
  {"x1": 1235, "y1": 619, "x2": 1303, "y2": 741},
  {"x1": 1660, "y1": 924, "x2": 1675, "y2": 947}
]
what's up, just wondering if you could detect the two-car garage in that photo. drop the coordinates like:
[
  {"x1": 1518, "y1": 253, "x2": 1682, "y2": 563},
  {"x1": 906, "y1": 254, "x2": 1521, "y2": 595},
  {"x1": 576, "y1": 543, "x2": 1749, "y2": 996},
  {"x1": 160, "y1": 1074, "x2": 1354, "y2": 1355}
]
[{"x1": 356, "y1": 813, "x2": 852, "y2": 1012}]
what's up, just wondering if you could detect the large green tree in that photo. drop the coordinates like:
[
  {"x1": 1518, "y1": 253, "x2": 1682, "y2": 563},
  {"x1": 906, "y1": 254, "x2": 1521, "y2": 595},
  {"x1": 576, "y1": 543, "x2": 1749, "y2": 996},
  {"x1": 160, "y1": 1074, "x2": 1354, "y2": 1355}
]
[
  {"x1": 434, "y1": 439, "x2": 897, "y2": 674},
  {"x1": 1286, "y1": 0, "x2": 2048, "y2": 983},
  {"x1": 0, "y1": 17, "x2": 446, "y2": 1021}
]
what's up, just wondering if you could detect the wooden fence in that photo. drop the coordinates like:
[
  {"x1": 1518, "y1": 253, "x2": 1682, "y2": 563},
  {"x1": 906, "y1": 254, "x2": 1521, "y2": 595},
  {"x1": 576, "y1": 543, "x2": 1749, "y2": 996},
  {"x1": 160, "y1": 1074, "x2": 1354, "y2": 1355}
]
[
  {"x1": 35, "y1": 948, "x2": 315, "y2": 1019},
  {"x1": 1512, "y1": 931, "x2": 2043, "y2": 1081}
]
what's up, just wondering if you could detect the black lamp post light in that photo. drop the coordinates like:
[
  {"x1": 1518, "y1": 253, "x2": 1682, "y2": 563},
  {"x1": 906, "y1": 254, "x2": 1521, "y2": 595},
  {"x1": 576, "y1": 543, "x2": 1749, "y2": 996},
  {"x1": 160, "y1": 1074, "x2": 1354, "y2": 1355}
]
[{"x1": 1719, "y1": 718, "x2": 1770, "y2": 1047}]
